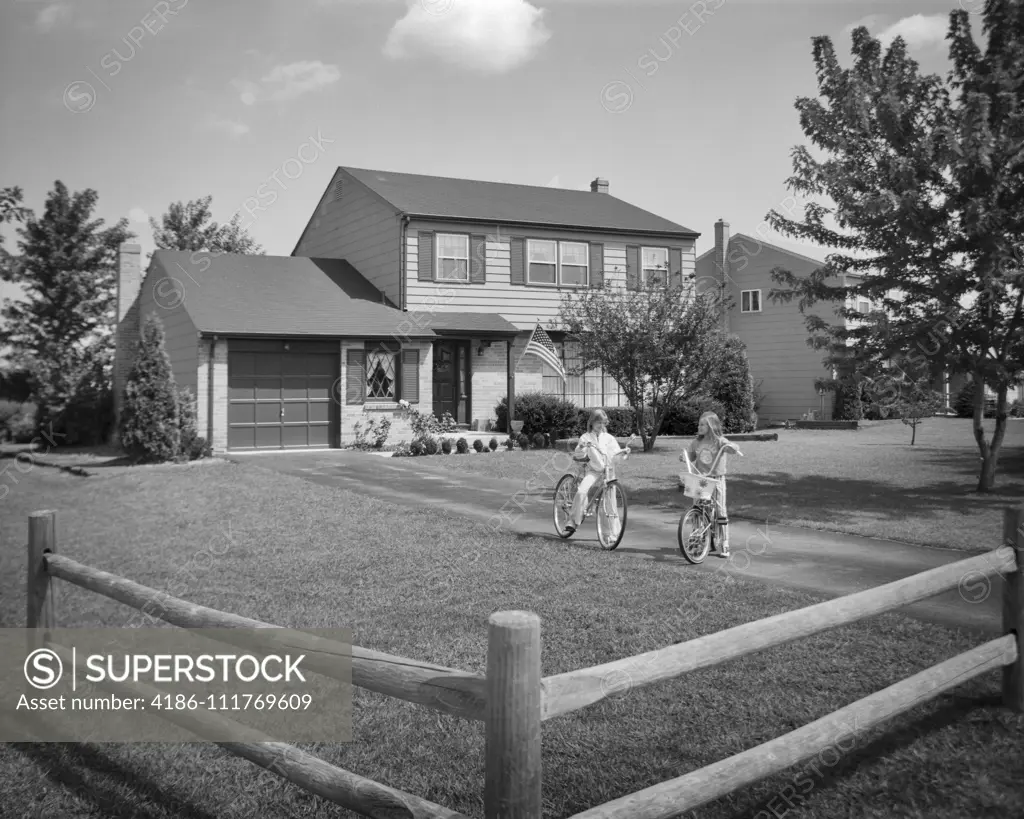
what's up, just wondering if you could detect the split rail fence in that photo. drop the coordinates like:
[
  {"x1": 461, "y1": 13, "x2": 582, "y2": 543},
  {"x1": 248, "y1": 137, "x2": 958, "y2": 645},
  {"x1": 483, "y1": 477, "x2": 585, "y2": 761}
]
[{"x1": 23, "y1": 507, "x2": 1024, "y2": 819}]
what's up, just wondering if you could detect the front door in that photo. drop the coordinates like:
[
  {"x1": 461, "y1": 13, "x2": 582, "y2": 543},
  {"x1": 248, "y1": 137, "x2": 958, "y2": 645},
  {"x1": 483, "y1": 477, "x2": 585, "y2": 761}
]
[{"x1": 432, "y1": 341, "x2": 469, "y2": 423}]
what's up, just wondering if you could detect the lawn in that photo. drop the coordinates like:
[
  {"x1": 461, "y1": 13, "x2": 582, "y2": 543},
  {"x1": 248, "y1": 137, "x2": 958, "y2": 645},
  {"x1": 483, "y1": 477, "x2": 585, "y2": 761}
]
[
  {"x1": 425, "y1": 418, "x2": 1024, "y2": 552},
  {"x1": 0, "y1": 459, "x2": 1021, "y2": 818}
]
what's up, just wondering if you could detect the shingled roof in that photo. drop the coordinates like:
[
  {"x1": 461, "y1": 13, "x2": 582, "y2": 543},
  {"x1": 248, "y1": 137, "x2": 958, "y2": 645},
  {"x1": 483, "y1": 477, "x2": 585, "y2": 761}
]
[
  {"x1": 336, "y1": 166, "x2": 699, "y2": 236},
  {"x1": 148, "y1": 251, "x2": 435, "y2": 338}
]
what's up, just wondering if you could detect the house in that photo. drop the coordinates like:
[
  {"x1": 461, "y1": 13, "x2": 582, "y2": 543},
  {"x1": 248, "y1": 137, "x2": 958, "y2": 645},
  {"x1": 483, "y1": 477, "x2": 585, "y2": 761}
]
[
  {"x1": 694, "y1": 221, "x2": 852, "y2": 423},
  {"x1": 696, "y1": 220, "x2": 1024, "y2": 422},
  {"x1": 113, "y1": 167, "x2": 700, "y2": 452}
]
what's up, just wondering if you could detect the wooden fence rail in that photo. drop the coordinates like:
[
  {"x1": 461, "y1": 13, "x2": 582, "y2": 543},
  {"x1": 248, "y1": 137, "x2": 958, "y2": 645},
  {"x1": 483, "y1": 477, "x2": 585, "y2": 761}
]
[
  {"x1": 541, "y1": 544, "x2": 1018, "y2": 720},
  {"x1": 24, "y1": 506, "x2": 1024, "y2": 819},
  {"x1": 44, "y1": 551, "x2": 487, "y2": 721},
  {"x1": 24, "y1": 509, "x2": 526, "y2": 819}
]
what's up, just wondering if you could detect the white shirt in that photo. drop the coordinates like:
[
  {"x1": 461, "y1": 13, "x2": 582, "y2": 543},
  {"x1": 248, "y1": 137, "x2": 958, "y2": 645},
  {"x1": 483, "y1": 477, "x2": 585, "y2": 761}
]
[{"x1": 574, "y1": 431, "x2": 623, "y2": 472}]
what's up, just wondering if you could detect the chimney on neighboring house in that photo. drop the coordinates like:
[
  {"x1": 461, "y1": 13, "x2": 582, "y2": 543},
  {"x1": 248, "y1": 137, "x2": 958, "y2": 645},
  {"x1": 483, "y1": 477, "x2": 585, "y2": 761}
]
[
  {"x1": 590, "y1": 177, "x2": 609, "y2": 194},
  {"x1": 112, "y1": 242, "x2": 143, "y2": 444},
  {"x1": 714, "y1": 219, "x2": 730, "y2": 333}
]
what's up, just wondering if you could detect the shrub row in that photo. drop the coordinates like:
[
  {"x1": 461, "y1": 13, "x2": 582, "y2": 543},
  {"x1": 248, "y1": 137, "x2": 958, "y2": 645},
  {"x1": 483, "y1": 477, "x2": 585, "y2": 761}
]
[{"x1": 494, "y1": 391, "x2": 750, "y2": 440}]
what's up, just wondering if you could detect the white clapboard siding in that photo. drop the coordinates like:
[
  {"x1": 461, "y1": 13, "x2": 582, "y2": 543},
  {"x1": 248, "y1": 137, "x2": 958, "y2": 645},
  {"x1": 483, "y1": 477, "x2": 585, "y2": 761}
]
[{"x1": 406, "y1": 233, "x2": 695, "y2": 331}]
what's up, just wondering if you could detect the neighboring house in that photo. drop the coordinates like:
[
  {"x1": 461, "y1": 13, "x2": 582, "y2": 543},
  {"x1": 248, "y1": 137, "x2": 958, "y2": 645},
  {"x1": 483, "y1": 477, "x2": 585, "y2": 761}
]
[
  {"x1": 113, "y1": 167, "x2": 699, "y2": 453},
  {"x1": 695, "y1": 220, "x2": 1024, "y2": 422},
  {"x1": 694, "y1": 221, "x2": 849, "y2": 423}
]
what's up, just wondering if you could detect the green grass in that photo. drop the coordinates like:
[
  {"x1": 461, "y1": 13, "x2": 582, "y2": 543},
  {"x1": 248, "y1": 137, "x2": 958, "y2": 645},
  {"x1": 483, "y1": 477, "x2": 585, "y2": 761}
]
[
  {"x1": 424, "y1": 418, "x2": 1024, "y2": 552},
  {"x1": 0, "y1": 461, "x2": 1021, "y2": 818}
]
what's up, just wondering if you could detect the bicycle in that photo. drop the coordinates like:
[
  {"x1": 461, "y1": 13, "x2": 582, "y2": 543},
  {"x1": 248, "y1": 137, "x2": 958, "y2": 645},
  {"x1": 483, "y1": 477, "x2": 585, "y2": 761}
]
[
  {"x1": 677, "y1": 443, "x2": 742, "y2": 564},
  {"x1": 552, "y1": 434, "x2": 635, "y2": 550}
]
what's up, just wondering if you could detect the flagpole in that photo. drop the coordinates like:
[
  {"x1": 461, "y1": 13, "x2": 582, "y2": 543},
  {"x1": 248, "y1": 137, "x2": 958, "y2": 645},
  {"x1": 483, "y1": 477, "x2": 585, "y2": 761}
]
[{"x1": 514, "y1": 324, "x2": 536, "y2": 373}]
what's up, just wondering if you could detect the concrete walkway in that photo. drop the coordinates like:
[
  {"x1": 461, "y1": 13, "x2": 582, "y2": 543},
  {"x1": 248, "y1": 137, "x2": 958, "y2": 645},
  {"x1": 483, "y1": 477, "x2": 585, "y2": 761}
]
[{"x1": 227, "y1": 449, "x2": 1006, "y2": 635}]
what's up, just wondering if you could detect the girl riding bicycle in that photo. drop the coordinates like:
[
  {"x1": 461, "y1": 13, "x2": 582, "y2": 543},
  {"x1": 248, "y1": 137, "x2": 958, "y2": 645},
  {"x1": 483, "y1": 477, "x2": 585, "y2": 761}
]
[
  {"x1": 680, "y1": 411, "x2": 740, "y2": 557},
  {"x1": 566, "y1": 409, "x2": 631, "y2": 536}
]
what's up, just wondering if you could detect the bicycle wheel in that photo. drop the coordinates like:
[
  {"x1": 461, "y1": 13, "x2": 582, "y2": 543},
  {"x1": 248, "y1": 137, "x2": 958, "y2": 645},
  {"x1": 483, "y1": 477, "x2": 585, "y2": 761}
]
[
  {"x1": 553, "y1": 474, "x2": 578, "y2": 538},
  {"x1": 596, "y1": 482, "x2": 628, "y2": 551},
  {"x1": 678, "y1": 506, "x2": 712, "y2": 564}
]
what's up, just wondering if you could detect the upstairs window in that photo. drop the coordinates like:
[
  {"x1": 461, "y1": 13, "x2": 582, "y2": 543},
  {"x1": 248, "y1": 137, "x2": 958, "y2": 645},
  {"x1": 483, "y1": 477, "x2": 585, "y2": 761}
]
[
  {"x1": 528, "y1": 240, "x2": 557, "y2": 284},
  {"x1": 741, "y1": 289, "x2": 761, "y2": 313},
  {"x1": 527, "y1": 239, "x2": 590, "y2": 286},
  {"x1": 642, "y1": 247, "x2": 669, "y2": 286},
  {"x1": 560, "y1": 242, "x2": 589, "y2": 286},
  {"x1": 436, "y1": 234, "x2": 470, "y2": 281}
]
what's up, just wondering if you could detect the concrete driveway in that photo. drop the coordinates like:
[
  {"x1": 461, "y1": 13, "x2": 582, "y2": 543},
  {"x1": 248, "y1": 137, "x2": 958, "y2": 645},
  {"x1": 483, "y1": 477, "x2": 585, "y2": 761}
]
[{"x1": 227, "y1": 449, "x2": 1006, "y2": 635}]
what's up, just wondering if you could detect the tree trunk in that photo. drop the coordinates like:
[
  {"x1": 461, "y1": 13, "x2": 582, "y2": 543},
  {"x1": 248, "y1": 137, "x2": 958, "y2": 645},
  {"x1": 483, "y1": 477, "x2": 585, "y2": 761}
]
[
  {"x1": 974, "y1": 378, "x2": 1009, "y2": 493},
  {"x1": 911, "y1": 422, "x2": 917, "y2": 445}
]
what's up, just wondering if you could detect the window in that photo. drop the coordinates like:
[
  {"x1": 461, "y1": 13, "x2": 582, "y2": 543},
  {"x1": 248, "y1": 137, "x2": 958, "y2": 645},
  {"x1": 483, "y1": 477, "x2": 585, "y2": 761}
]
[
  {"x1": 857, "y1": 298, "x2": 871, "y2": 314},
  {"x1": 560, "y1": 242, "x2": 589, "y2": 286},
  {"x1": 347, "y1": 345, "x2": 418, "y2": 404},
  {"x1": 366, "y1": 346, "x2": 398, "y2": 400},
  {"x1": 527, "y1": 239, "x2": 590, "y2": 286},
  {"x1": 741, "y1": 289, "x2": 761, "y2": 313},
  {"x1": 528, "y1": 240, "x2": 557, "y2": 284},
  {"x1": 642, "y1": 247, "x2": 669, "y2": 286},
  {"x1": 541, "y1": 340, "x2": 627, "y2": 408},
  {"x1": 437, "y1": 233, "x2": 469, "y2": 281}
]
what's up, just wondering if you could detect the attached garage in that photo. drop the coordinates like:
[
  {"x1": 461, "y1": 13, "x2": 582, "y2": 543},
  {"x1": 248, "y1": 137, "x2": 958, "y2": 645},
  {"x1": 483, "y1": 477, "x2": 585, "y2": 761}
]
[
  {"x1": 227, "y1": 340, "x2": 339, "y2": 451},
  {"x1": 120, "y1": 251, "x2": 439, "y2": 454}
]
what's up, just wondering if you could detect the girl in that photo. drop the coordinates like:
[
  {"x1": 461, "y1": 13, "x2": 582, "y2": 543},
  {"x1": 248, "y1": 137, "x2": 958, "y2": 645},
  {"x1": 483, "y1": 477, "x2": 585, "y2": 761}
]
[
  {"x1": 681, "y1": 411, "x2": 740, "y2": 557},
  {"x1": 567, "y1": 409, "x2": 631, "y2": 536}
]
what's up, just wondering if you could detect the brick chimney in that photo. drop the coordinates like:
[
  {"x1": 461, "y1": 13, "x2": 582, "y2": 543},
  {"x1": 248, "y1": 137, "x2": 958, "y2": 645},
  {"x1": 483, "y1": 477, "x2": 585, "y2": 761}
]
[
  {"x1": 590, "y1": 177, "x2": 609, "y2": 194},
  {"x1": 112, "y1": 243, "x2": 142, "y2": 442},
  {"x1": 713, "y1": 219, "x2": 730, "y2": 332}
]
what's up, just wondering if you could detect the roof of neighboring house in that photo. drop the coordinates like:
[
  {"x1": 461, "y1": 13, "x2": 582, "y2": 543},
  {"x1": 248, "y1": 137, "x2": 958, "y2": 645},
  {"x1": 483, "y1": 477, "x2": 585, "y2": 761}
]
[
  {"x1": 695, "y1": 232, "x2": 828, "y2": 268},
  {"x1": 148, "y1": 251, "x2": 435, "y2": 338},
  {"x1": 414, "y1": 311, "x2": 520, "y2": 336},
  {"x1": 339, "y1": 166, "x2": 699, "y2": 236}
]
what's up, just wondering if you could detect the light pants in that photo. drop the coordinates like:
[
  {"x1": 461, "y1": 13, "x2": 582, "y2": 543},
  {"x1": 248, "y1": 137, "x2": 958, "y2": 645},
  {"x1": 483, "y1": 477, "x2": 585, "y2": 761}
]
[
  {"x1": 711, "y1": 478, "x2": 729, "y2": 548},
  {"x1": 571, "y1": 471, "x2": 601, "y2": 527},
  {"x1": 571, "y1": 472, "x2": 622, "y2": 538}
]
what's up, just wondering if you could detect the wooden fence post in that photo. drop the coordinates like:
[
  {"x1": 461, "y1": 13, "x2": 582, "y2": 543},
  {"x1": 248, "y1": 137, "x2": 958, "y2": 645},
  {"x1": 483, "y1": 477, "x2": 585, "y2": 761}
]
[
  {"x1": 485, "y1": 610, "x2": 542, "y2": 819},
  {"x1": 27, "y1": 510, "x2": 57, "y2": 636},
  {"x1": 1004, "y1": 506, "x2": 1024, "y2": 712}
]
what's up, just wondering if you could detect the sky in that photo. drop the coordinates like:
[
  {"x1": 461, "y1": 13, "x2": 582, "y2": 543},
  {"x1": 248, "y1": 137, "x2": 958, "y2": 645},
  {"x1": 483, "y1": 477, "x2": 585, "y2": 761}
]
[{"x1": 0, "y1": 0, "x2": 985, "y2": 312}]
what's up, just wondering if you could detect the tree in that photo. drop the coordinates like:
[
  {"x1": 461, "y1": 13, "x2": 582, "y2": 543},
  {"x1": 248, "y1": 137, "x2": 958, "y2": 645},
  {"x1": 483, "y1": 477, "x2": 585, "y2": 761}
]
[
  {"x1": 558, "y1": 281, "x2": 727, "y2": 451},
  {"x1": 150, "y1": 195, "x2": 263, "y2": 257},
  {"x1": 706, "y1": 335, "x2": 757, "y2": 433},
  {"x1": 895, "y1": 377, "x2": 945, "y2": 445},
  {"x1": 119, "y1": 313, "x2": 181, "y2": 462},
  {"x1": 0, "y1": 181, "x2": 133, "y2": 442},
  {"x1": 765, "y1": 2, "x2": 1024, "y2": 491}
]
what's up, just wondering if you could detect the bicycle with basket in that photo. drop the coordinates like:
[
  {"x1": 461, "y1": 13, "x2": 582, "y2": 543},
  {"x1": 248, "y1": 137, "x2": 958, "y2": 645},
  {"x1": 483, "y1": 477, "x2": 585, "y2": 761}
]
[{"x1": 677, "y1": 442, "x2": 742, "y2": 564}]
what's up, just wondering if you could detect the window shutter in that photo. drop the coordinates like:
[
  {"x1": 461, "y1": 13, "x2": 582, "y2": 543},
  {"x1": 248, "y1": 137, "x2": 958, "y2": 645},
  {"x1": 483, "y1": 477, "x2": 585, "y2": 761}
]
[
  {"x1": 626, "y1": 245, "x2": 640, "y2": 290},
  {"x1": 510, "y1": 237, "x2": 525, "y2": 285},
  {"x1": 418, "y1": 232, "x2": 434, "y2": 281},
  {"x1": 346, "y1": 349, "x2": 365, "y2": 404},
  {"x1": 402, "y1": 349, "x2": 420, "y2": 403},
  {"x1": 589, "y1": 243, "x2": 604, "y2": 288},
  {"x1": 669, "y1": 247, "x2": 683, "y2": 290},
  {"x1": 470, "y1": 234, "x2": 486, "y2": 284}
]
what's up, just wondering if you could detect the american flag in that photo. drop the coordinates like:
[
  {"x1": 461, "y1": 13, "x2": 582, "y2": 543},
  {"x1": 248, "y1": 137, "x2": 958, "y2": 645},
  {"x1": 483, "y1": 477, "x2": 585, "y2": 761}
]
[{"x1": 520, "y1": 323, "x2": 566, "y2": 382}]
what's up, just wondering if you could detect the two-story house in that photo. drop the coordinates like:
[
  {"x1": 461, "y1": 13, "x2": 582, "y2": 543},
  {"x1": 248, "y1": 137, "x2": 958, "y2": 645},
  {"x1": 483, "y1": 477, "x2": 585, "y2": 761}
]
[
  {"x1": 697, "y1": 219, "x2": 1024, "y2": 422},
  {"x1": 114, "y1": 167, "x2": 699, "y2": 452},
  {"x1": 693, "y1": 220, "x2": 850, "y2": 423}
]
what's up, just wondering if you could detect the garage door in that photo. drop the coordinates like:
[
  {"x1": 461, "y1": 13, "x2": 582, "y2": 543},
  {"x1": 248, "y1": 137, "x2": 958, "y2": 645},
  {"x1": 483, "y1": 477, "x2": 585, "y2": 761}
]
[{"x1": 228, "y1": 342, "x2": 339, "y2": 450}]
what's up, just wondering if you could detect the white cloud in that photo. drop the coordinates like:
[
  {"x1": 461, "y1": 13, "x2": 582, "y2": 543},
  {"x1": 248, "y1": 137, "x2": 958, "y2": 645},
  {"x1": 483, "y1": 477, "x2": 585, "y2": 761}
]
[
  {"x1": 35, "y1": 2, "x2": 72, "y2": 31},
  {"x1": 233, "y1": 60, "x2": 341, "y2": 105},
  {"x1": 878, "y1": 14, "x2": 948, "y2": 50},
  {"x1": 383, "y1": 0, "x2": 551, "y2": 74},
  {"x1": 128, "y1": 207, "x2": 149, "y2": 223},
  {"x1": 843, "y1": 13, "x2": 948, "y2": 50}
]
